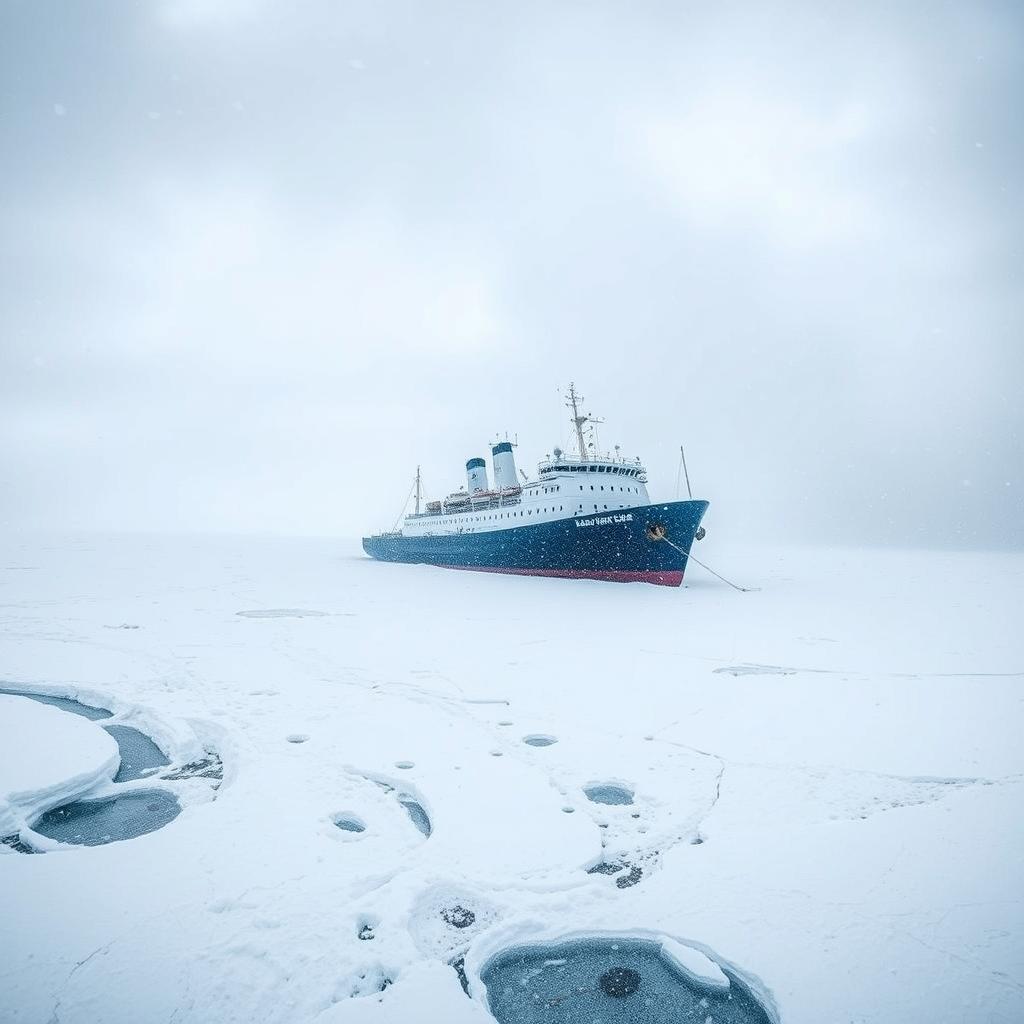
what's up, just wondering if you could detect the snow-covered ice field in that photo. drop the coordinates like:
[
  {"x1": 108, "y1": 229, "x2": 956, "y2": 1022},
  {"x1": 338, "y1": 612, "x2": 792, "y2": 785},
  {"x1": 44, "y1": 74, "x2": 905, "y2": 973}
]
[{"x1": 1, "y1": 533, "x2": 1022, "y2": 1023}]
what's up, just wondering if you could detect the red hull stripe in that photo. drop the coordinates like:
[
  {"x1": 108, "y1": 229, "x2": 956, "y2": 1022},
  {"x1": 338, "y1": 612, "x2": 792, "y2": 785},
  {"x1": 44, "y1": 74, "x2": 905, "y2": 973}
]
[{"x1": 444, "y1": 565, "x2": 684, "y2": 587}]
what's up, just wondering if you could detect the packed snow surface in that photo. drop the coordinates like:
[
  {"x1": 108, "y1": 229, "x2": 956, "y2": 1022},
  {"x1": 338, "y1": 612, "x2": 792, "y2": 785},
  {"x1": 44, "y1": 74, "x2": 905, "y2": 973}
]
[
  {"x1": 0, "y1": 533, "x2": 1022, "y2": 1023},
  {"x1": 658, "y1": 936, "x2": 730, "y2": 989}
]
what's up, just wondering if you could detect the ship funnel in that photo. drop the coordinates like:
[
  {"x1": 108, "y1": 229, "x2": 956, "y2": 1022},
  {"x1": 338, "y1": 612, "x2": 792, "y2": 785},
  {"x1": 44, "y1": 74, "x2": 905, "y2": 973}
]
[
  {"x1": 466, "y1": 457, "x2": 489, "y2": 494},
  {"x1": 491, "y1": 441, "x2": 519, "y2": 491}
]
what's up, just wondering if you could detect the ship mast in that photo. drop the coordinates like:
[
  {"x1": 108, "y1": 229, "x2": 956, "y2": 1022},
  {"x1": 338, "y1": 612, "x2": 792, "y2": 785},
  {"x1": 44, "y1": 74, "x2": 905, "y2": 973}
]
[
  {"x1": 565, "y1": 382, "x2": 603, "y2": 461},
  {"x1": 414, "y1": 465, "x2": 422, "y2": 515}
]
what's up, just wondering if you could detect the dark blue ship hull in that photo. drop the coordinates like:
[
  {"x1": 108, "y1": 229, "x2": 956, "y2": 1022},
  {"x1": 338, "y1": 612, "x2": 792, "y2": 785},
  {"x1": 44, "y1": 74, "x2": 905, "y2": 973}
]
[{"x1": 361, "y1": 500, "x2": 709, "y2": 587}]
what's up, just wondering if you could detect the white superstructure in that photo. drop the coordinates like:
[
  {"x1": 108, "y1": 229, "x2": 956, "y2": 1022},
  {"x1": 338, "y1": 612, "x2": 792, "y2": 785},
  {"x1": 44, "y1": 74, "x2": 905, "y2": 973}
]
[{"x1": 401, "y1": 385, "x2": 652, "y2": 538}]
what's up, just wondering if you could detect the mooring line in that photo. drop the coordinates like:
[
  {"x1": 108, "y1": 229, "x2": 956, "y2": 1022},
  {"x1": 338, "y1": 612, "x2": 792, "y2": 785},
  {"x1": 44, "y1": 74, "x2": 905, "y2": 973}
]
[{"x1": 658, "y1": 534, "x2": 760, "y2": 593}]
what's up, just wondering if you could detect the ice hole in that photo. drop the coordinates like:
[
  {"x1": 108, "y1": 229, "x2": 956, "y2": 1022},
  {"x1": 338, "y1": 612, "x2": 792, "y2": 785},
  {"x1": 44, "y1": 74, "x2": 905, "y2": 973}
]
[
  {"x1": 583, "y1": 784, "x2": 634, "y2": 806},
  {"x1": 600, "y1": 966, "x2": 640, "y2": 997},
  {"x1": 481, "y1": 936, "x2": 772, "y2": 1023},
  {"x1": 333, "y1": 814, "x2": 366, "y2": 833},
  {"x1": 31, "y1": 790, "x2": 181, "y2": 847},
  {"x1": 0, "y1": 689, "x2": 111, "y2": 720},
  {"x1": 398, "y1": 794, "x2": 431, "y2": 836},
  {"x1": 103, "y1": 724, "x2": 169, "y2": 782},
  {"x1": 522, "y1": 734, "x2": 557, "y2": 747}
]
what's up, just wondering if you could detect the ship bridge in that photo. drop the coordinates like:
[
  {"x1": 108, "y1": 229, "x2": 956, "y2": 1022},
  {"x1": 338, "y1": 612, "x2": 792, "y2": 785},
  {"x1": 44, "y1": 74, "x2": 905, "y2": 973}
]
[
  {"x1": 535, "y1": 384, "x2": 648, "y2": 483},
  {"x1": 537, "y1": 456, "x2": 647, "y2": 483}
]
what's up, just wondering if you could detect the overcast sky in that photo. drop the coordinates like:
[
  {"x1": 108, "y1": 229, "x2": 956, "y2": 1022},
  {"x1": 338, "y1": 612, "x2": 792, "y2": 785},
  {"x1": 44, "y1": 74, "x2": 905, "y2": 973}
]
[{"x1": 2, "y1": 0, "x2": 1021, "y2": 547}]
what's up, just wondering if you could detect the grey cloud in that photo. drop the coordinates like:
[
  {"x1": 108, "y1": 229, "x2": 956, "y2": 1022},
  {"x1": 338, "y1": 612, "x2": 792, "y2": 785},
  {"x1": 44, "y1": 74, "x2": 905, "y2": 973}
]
[{"x1": 1, "y1": 1, "x2": 1021, "y2": 546}]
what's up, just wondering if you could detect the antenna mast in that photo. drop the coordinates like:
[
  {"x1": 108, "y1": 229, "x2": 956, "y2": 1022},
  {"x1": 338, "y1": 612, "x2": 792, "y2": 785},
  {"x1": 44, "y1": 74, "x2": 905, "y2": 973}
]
[
  {"x1": 565, "y1": 382, "x2": 603, "y2": 461},
  {"x1": 679, "y1": 446, "x2": 693, "y2": 500}
]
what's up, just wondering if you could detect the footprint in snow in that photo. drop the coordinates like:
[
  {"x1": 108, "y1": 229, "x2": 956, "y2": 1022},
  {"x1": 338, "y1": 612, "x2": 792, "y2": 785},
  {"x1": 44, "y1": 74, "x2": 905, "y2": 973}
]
[
  {"x1": 236, "y1": 608, "x2": 328, "y2": 619},
  {"x1": 408, "y1": 883, "x2": 499, "y2": 962}
]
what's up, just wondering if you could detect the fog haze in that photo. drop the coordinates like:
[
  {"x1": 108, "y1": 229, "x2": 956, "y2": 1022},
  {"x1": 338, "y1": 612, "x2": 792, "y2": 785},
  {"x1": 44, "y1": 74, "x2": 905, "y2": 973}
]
[{"x1": 2, "y1": 1, "x2": 1021, "y2": 547}]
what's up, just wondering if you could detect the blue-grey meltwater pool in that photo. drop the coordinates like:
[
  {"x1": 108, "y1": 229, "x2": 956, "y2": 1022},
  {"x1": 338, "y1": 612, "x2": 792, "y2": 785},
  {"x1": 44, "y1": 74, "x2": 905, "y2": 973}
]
[
  {"x1": 398, "y1": 794, "x2": 431, "y2": 836},
  {"x1": 583, "y1": 783, "x2": 634, "y2": 806},
  {"x1": 32, "y1": 790, "x2": 181, "y2": 846},
  {"x1": 334, "y1": 814, "x2": 366, "y2": 833},
  {"x1": 0, "y1": 689, "x2": 111, "y2": 721},
  {"x1": 481, "y1": 936, "x2": 772, "y2": 1024},
  {"x1": 103, "y1": 724, "x2": 170, "y2": 782},
  {"x1": 0, "y1": 690, "x2": 189, "y2": 850}
]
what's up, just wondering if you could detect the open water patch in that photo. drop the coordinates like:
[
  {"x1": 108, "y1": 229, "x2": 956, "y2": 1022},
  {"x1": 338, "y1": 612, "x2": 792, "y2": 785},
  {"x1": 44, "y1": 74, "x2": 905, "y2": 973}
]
[
  {"x1": 481, "y1": 936, "x2": 772, "y2": 1024},
  {"x1": 31, "y1": 790, "x2": 181, "y2": 847},
  {"x1": 584, "y1": 783, "x2": 635, "y2": 806},
  {"x1": 370, "y1": 777, "x2": 432, "y2": 837},
  {"x1": 334, "y1": 814, "x2": 366, "y2": 833},
  {"x1": 522, "y1": 734, "x2": 557, "y2": 747},
  {"x1": 399, "y1": 795, "x2": 431, "y2": 836},
  {"x1": 2, "y1": 690, "x2": 219, "y2": 851},
  {"x1": 409, "y1": 885, "x2": 498, "y2": 963},
  {"x1": 0, "y1": 688, "x2": 111, "y2": 720},
  {"x1": 103, "y1": 724, "x2": 169, "y2": 782}
]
